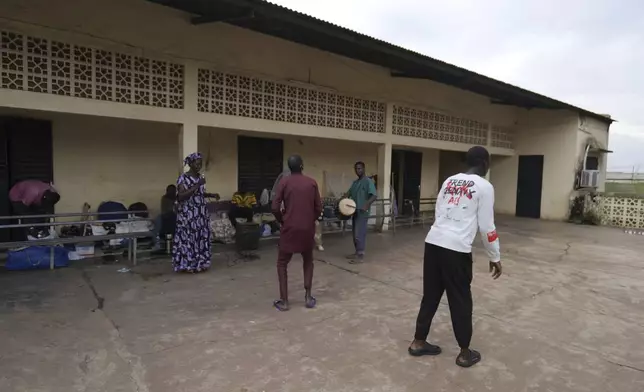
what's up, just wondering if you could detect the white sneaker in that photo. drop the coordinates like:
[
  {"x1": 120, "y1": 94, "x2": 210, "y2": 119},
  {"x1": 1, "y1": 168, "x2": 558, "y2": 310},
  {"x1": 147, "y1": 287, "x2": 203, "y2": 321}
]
[{"x1": 317, "y1": 245, "x2": 325, "y2": 252}]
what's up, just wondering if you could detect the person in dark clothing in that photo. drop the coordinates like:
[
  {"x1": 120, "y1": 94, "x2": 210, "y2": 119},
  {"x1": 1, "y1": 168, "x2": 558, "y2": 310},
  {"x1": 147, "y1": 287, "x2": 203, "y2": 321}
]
[
  {"x1": 346, "y1": 161, "x2": 377, "y2": 263},
  {"x1": 409, "y1": 146, "x2": 502, "y2": 368},
  {"x1": 9, "y1": 180, "x2": 60, "y2": 215},
  {"x1": 271, "y1": 155, "x2": 322, "y2": 311},
  {"x1": 161, "y1": 185, "x2": 177, "y2": 215},
  {"x1": 152, "y1": 185, "x2": 177, "y2": 249}
]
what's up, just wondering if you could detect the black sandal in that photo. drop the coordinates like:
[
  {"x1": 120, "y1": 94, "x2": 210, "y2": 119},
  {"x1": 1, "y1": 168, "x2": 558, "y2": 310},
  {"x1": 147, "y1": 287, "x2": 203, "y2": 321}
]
[
  {"x1": 456, "y1": 349, "x2": 481, "y2": 368},
  {"x1": 408, "y1": 342, "x2": 442, "y2": 357}
]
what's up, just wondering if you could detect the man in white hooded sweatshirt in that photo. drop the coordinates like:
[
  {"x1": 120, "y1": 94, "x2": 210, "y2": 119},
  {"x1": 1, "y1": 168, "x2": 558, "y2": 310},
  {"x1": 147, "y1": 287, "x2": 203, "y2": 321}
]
[{"x1": 408, "y1": 146, "x2": 502, "y2": 368}]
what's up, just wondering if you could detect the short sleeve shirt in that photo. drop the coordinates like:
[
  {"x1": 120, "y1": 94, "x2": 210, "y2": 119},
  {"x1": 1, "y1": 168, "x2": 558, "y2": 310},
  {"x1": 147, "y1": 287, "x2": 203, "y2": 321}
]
[{"x1": 348, "y1": 177, "x2": 377, "y2": 217}]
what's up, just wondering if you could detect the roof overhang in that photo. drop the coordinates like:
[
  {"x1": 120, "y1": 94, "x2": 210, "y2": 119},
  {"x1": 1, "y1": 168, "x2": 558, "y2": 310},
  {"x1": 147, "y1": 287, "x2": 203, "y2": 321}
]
[{"x1": 146, "y1": 0, "x2": 614, "y2": 124}]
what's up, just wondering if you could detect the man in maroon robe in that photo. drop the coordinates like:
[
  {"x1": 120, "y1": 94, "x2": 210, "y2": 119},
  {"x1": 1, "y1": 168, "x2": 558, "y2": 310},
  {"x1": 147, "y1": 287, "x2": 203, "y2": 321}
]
[{"x1": 271, "y1": 155, "x2": 322, "y2": 311}]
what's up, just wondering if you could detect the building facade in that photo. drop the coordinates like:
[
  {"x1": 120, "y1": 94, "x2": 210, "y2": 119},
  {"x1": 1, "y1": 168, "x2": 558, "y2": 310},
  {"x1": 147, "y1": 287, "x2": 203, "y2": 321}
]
[{"x1": 0, "y1": 0, "x2": 611, "y2": 222}]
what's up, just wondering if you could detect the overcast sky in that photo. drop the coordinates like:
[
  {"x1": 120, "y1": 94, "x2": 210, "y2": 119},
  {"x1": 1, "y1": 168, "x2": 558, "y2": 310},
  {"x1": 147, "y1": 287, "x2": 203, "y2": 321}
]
[{"x1": 272, "y1": 0, "x2": 644, "y2": 172}]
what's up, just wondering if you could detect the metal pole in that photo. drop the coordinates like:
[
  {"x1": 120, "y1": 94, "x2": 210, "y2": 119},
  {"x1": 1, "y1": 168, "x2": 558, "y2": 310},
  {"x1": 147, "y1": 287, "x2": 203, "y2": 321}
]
[
  {"x1": 133, "y1": 237, "x2": 138, "y2": 266},
  {"x1": 49, "y1": 247, "x2": 54, "y2": 270}
]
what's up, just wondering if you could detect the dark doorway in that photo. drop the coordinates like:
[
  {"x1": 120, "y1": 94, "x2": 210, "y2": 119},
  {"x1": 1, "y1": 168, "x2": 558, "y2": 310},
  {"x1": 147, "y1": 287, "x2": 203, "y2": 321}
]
[
  {"x1": 403, "y1": 151, "x2": 422, "y2": 209},
  {"x1": 6, "y1": 118, "x2": 54, "y2": 184},
  {"x1": 391, "y1": 150, "x2": 402, "y2": 210},
  {"x1": 391, "y1": 149, "x2": 422, "y2": 216},
  {"x1": 516, "y1": 155, "x2": 544, "y2": 219},
  {"x1": 237, "y1": 136, "x2": 283, "y2": 197},
  {"x1": 0, "y1": 125, "x2": 8, "y2": 242},
  {"x1": 438, "y1": 150, "x2": 467, "y2": 185},
  {"x1": 0, "y1": 117, "x2": 54, "y2": 241}
]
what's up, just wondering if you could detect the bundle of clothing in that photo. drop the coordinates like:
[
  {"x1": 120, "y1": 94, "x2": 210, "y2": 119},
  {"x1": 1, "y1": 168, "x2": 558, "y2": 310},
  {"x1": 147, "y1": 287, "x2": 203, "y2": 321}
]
[
  {"x1": 210, "y1": 214, "x2": 236, "y2": 244},
  {"x1": 92, "y1": 201, "x2": 153, "y2": 246}
]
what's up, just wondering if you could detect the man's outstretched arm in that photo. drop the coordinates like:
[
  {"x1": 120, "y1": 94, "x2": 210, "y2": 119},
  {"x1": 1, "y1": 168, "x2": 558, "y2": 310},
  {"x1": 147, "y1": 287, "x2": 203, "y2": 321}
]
[{"x1": 478, "y1": 185, "x2": 502, "y2": 279}]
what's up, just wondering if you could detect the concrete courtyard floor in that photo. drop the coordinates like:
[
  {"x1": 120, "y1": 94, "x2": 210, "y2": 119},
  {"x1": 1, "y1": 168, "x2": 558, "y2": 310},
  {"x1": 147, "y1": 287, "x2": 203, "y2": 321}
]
[{"x1": 1, "y1": 217, "x2": 644, "y2": 392}]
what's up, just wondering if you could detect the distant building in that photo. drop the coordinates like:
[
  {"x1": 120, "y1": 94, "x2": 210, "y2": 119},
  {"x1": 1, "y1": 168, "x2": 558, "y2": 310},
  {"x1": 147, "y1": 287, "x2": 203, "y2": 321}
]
[{"x1": 606, "y1": 172, "x2": 644, "y2": 183}]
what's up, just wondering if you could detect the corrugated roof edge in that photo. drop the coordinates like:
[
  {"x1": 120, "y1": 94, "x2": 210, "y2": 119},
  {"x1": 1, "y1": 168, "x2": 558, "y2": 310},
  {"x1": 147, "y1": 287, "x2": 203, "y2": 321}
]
[{"x1": 252, "y1": 0, "x2": 614, "y2": 124}]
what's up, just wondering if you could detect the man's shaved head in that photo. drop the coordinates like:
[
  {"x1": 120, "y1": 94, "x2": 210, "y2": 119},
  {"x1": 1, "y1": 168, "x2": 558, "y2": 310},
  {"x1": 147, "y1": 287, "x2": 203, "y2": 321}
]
[{"x1": 287, "y1": 155, "x2": 303, "y2": 173}]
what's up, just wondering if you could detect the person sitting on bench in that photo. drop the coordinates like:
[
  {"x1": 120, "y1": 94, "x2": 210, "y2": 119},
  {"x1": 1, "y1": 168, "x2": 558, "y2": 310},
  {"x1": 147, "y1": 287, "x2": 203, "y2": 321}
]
[{"x1": 152, "y1": 184, "x2": 177, "y2": 249}]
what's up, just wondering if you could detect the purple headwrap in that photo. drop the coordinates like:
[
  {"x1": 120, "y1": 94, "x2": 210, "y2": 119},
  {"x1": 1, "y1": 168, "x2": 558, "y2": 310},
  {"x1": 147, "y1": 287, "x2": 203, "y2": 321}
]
[{"x1": 184, "y1": 152, "x2": 202, "y2": 166}]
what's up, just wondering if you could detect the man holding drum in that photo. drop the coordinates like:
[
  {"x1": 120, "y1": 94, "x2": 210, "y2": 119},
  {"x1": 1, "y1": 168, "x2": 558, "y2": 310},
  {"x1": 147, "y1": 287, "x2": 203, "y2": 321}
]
[{"x1": 345, "y1": 161, "x2": 377, "y2": 263}]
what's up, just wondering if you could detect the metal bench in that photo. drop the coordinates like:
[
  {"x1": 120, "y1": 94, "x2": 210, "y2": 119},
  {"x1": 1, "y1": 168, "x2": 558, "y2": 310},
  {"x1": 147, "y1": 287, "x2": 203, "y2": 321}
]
[
  {"x1": 417, "y1": 198, "x2": 437, "y2": 226},
  {"x1": 395, "y1": 197, "x2": 437, "y2": 228},
  {"x1": 0, "y1": 211, "x2": 154, "y2": 269}
]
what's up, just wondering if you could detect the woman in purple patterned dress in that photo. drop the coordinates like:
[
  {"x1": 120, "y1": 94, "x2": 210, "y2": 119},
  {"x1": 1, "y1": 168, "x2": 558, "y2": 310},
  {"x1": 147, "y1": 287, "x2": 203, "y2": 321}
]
[{"x1": 173, "y1": 152, "x2": 213, "y2": 273}]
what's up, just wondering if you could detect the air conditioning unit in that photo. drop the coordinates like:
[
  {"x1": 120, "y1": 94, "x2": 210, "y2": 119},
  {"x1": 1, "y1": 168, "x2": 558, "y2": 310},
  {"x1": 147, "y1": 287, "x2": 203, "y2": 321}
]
[{"x1": 580, "y1": 170, "x2": 600, "y2": 188}]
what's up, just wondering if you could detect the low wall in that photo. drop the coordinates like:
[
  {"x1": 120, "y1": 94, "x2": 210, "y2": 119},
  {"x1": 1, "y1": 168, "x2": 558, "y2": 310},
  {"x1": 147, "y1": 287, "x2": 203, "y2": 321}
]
[{"x1": 589, "y1": 194, "x2": 644, "y2": 229}]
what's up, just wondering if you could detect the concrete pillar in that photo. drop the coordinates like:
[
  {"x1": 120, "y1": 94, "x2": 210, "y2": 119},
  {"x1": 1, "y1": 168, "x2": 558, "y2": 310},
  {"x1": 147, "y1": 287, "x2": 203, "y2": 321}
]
[
  {"x1": 420, "y1": 149, "x2": 440, "y2": 202},
  {"x1": 397, "y1": 151, "x2": 405, "y2": 212},
  {"x1": 385, "y1": 103, "x2": 394, "y2": 135},
  {"x1": 179, "y1": 122, "x2": 199, "y2": 173},
  {"x1": 184, "y1": 60, "x2": 199, "y2": 114},
  {"x1": 377, "y1": 142, "x2": 393, "y2": 230},
  {"x1": 487, "y1": 123, "x2": 493, "y2": 147}
]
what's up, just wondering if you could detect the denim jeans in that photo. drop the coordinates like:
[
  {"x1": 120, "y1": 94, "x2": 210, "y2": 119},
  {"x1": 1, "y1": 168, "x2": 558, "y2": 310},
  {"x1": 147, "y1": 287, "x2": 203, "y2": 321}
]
[{"x1": 352, "y1": 214, "x2": 368, "y2": 255}]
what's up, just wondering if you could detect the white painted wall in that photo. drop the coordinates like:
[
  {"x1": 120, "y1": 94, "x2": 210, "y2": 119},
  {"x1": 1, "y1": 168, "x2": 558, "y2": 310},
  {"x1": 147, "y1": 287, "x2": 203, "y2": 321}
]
[
  {"x1": 198, "y1": 127, "x2": 239, "y2": 201},
  {"x1": 491, "y1": 109, "x2": 580, "y2": 220},
  {"x1": 489, "y1": 155, "x2": 518, "y2": 216},
  {"x1": 199, "y1": 128, "x2": 379, "y2": 199},
  {"x1": 438, "y1": 150, "x2": 467, "y2": 185},
  {"x1": 51, "y1": 115, "x2": 179, "y2": 215},
  {"x1": 420, "y1": 149, "x2": 440, "y2": 198},
  {"x1": 30, "y1": 109, "x2": 603, "y2": 221},
  {"x1": 284, "y1": 136, "x2": 378, "y2": 197},
  {"x1": 50, "y1": 119, "x2": 383, "y2": 214},
  {"x1": 577, "y1": 115, "x2": 611, "y2": 192}
]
